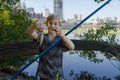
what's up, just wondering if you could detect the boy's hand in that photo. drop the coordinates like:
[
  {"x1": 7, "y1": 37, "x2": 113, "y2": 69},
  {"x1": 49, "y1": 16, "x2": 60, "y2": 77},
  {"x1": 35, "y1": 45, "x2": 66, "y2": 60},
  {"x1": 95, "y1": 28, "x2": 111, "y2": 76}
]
[
  {"x1": 54, "y1": 26, "x2": 63, "y2": 37},
  {"x1": 36, "y1": 20, "x2": 44, "y2": 32}
]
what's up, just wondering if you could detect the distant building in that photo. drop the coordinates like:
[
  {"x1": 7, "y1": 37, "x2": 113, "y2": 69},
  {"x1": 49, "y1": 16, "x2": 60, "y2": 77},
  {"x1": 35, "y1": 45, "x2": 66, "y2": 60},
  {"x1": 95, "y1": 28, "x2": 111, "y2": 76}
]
[
  {"x1": 44, "y1": 8, "x2": 50, "y2": 17},
  {"x1": 88, "y1": 17, "x2": 118, "y2": 25},
  {"x1": 66, "y1": 18, "x2": 75, "y2": 24},
  {"x1": 26, "y1": 8, "x2": 34, "y2": 13},
  {"x1": 26, "y1": 7, "x2": 43, "y2": 20},
  {"x1": 78, "y1": 14, "x2": 82, "y2": 21},
  {"x1": 54, "y1": 0, "x2": 63, "y2": 21},
  {"x1": 74, "y1": 14, "x2": 78, "y2": 22}
]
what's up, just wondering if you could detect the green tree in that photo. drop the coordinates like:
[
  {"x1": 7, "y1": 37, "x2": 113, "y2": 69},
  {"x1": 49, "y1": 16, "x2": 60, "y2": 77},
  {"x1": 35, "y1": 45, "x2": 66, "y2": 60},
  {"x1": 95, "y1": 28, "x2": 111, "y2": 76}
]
[{"x1": 0, "y1": 0, "x2": 32, "y2": 43}]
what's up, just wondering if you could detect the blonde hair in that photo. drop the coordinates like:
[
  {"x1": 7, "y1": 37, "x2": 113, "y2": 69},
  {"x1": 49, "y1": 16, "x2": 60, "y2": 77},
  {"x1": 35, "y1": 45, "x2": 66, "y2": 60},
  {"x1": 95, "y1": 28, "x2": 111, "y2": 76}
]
[{"x1": 46, "y1": 14, "x2": 62, "y2": 26}]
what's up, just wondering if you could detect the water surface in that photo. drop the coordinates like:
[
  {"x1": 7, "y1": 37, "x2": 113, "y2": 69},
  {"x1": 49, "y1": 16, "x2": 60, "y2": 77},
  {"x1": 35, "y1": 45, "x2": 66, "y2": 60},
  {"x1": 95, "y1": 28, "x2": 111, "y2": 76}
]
[{"x1": 23, "y1": 34, "x2": 120, "y2": 80}]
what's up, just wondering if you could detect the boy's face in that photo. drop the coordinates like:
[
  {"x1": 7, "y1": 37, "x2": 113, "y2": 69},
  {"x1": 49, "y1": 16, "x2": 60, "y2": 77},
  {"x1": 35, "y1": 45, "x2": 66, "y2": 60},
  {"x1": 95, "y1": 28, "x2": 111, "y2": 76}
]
[{"x1": 47, "y1": 19, "x2": 61, "y2": 33}]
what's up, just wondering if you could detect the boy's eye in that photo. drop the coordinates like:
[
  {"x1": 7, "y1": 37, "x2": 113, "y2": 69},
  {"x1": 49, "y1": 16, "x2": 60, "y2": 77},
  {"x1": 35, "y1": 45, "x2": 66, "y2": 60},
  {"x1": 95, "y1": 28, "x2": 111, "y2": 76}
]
[
  {"x1": 49, "y1": 22, "x2": 53, "y2": 25},
  {"x1": 54, "y1": 23, "x2": 57, "y2": 25},
  {"x1": 49, "y1": 22, "x2": 52, "y2": 25},
  {"x1": 49, "y1": 22, "x2": 57, "y2": 25}
]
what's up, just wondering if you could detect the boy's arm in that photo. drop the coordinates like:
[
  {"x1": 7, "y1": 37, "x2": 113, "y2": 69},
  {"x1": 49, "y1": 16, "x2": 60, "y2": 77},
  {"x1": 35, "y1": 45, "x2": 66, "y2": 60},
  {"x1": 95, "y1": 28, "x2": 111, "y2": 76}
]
[
  {"x1": 55, "y1": 26, "x2": 74, "y2": 50},
  {"x1": 26, "y1": 21, "x2": 44, "y2": 39},
  {"x1": 26, "y1": 23, "x2": 38, "y2": 39},
  {"x1": 60, "y1": 33, "x2": 75, "y2": 50},
  {"x1": 26, "y1": 22, "x2": 44, "y2": 46}
]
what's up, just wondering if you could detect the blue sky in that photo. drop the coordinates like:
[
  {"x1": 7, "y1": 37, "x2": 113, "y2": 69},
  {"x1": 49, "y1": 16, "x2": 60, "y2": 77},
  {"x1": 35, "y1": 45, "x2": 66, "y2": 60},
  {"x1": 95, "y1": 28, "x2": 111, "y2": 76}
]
[{"x1": 21, "y1": 0, "x2": 120, "y2": 20}]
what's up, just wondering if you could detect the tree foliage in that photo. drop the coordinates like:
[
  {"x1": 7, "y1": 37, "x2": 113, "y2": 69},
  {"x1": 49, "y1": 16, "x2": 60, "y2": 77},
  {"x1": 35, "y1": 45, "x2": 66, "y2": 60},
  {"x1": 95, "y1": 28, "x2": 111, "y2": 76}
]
[
  {"x1": 69, "y1": 70, "x2": 120, "y2": 80},
  {"x1": 0, "y1": 0, "x2": 32, "y2": 43},
  {"x1": 83, "y1": 23, "x2": 117, "y2": 44},
  {"x1": 76, "y1": 23, "x2": 119, "y2": 63}
]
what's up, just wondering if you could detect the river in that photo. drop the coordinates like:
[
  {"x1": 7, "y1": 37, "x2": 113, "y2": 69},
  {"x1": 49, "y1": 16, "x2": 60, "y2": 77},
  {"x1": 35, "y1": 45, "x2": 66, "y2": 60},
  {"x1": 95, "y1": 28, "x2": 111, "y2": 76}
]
[{"x1": 23, "y1": 34, "x2": 120, "y2": 80}]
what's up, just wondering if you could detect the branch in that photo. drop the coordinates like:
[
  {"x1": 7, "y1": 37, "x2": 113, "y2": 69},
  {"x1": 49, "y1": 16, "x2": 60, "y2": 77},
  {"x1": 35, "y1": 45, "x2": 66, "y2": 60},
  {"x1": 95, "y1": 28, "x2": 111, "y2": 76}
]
[{"x1": 0, "y1": 40, "x2": 120, "y2": 61}]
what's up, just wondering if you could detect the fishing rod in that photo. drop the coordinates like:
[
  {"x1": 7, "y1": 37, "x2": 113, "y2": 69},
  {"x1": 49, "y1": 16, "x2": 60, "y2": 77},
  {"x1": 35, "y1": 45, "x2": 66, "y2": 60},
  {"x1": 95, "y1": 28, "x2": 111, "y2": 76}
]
[{"x1": 8, "y1": 0, "x2": 112, "y2": 79}]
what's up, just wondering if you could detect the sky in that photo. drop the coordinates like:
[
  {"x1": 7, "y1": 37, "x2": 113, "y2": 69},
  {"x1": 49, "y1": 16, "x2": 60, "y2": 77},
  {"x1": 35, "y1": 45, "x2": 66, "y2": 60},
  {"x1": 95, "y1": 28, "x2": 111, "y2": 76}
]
[{"x1": 21, "y1": 0, "x2": 120, "y2": 21}]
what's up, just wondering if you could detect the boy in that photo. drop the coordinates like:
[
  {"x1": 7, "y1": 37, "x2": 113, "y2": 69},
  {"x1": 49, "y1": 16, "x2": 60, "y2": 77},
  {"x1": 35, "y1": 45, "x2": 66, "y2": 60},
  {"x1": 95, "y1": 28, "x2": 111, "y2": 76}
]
[{"x1": 26, "y1": 14, "x2": 74, "y2": 80}]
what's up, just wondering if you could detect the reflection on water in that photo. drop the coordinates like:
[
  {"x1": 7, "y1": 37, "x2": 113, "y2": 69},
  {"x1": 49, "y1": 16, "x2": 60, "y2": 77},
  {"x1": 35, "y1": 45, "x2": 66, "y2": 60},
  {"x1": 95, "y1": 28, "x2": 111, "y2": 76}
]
[
  {"x1": 63, "y1": 52, "x2": 120, "y2": 80},
  {"x1": 23, "y1": 51, "x2": 120, "y2": 80},
  {"x1": 23, "y1": 34, "x2": 120, "y2": 80}
]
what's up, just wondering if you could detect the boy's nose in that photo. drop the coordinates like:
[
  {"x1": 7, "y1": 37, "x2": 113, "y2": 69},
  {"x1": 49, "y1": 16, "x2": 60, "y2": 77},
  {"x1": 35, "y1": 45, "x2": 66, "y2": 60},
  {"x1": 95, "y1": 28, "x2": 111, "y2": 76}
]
[
  {"x1": 51, "y1": 24, "x2": 55, "y2": 28},
  {"x1": 51, "y1": 26, "x2": 57, "y2": 30},
  {"x1": 52, "y1": 23, "x2": 55, "y2": 26}
]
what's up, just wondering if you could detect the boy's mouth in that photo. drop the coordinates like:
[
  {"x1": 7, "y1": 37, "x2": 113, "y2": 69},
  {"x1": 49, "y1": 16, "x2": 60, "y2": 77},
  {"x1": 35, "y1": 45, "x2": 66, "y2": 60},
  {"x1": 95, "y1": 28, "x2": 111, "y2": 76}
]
[{"x1": 52, "y1": 29, "x2": 57, "y2": 32}]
